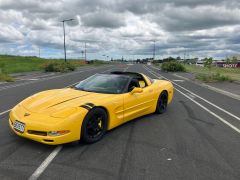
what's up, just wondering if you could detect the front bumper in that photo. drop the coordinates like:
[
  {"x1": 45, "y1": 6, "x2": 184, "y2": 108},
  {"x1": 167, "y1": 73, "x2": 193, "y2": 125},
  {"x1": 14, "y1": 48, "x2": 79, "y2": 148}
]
[
  {"x1": 9, "y1": 119, "x2": 73, "y2": 145},
  {"x1": 9, "y1": 109, "x2": 86, "y2": 145}
]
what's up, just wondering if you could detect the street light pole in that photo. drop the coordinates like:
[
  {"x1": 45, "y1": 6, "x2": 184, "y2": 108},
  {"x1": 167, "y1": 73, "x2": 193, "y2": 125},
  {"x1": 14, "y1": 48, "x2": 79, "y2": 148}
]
[
  {"x1": 84, "y1": 42, "x2": 87, "y2": 61},
  {"x1": 61, "y1": 19, "x2": 74, "y2": 63},
  {"x1": 62, "y1": 21, "x2": 66, "y2": 62},
  {"x1": 153, "y1": 40, "x2": 156, "y2": 60}
]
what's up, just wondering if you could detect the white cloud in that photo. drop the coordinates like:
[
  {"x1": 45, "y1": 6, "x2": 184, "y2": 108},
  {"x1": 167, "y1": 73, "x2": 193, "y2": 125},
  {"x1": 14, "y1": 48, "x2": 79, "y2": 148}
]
[
  {"x1": 0, "y1": 0, "x2": 240, "y2": 59},
  {"x1": 0, "y1": 24, "x2": 24, "y2": 43}
]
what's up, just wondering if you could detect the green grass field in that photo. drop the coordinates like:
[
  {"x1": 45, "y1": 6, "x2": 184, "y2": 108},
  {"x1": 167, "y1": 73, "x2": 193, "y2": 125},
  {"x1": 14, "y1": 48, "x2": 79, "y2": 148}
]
[
  {"x1": 0, "y1": 55, "x2": 87, "y2": 74},
  {"x1": 0, "y1": 55, "x2": 108, "y2": 81},
  {"x1": 184, "y1": 65, "x2": 240, "y2": 81}
]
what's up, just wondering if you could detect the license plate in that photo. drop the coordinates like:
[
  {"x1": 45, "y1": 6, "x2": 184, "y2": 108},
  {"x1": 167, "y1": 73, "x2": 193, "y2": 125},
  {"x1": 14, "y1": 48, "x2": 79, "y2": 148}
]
[{"x1": 13, "y1": 120, "x2": 25, "y2": 133}]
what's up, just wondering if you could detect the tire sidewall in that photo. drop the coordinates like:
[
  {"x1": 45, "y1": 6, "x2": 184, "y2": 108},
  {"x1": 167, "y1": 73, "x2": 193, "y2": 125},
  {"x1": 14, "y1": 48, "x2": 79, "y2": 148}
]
[
  {"x1": 81, "y1": 108, "x2": 108, "y2": 143},
  {"x1": 156, "y1": 92, "x2": 168, "y2": 114}
]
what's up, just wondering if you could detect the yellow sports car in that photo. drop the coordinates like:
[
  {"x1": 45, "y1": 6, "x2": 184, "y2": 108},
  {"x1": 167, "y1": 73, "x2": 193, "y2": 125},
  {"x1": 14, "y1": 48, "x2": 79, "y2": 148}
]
[{"x1": 9, "y1": 72, "x2": 174, "y2": 145}]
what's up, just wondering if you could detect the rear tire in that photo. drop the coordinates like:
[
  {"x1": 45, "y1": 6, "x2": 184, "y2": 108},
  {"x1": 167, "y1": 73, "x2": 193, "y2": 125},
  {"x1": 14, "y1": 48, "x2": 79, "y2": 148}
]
[
  {"x1": 81, "y1": 108, "x2": 108, "y2": 143},
  {"x1": 155, "y1": 91, "x2": 168, "y2": 114}
]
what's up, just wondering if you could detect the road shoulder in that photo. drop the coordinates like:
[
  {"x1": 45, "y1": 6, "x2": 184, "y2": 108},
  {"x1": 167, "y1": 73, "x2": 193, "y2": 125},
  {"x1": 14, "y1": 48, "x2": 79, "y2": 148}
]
[{"x1": 173, "y1": 72, "x2": 240, "y2": 101}]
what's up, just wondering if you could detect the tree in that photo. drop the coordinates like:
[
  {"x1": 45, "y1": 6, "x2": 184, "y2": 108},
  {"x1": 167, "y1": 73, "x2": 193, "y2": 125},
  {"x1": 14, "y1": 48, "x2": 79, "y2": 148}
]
[
  {"x1": 226, "y1": 57, "x2": 231, "y2": 64},
  {"x1": 203, "y1": 57, "x2": 213, "y2": 71},
  {"x1": 231, "y1": 56, "x2": 238, "y2": 64}
]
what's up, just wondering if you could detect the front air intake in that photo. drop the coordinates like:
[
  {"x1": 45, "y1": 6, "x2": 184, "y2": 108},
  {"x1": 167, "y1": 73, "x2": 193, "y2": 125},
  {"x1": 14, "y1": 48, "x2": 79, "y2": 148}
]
[{"x1": 28, "y1": 130, "x2": 47, "y2": 136}]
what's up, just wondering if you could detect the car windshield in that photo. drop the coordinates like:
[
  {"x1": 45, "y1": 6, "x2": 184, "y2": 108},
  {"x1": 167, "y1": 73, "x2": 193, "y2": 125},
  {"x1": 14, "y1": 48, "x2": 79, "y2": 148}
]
[{"x1": 74, "y1": 74, "x2": 129, "y2": 94}]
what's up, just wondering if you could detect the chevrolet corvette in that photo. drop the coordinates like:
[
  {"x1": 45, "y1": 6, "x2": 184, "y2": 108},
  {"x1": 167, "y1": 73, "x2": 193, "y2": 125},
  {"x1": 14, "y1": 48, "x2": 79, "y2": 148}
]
[{"x1": 9, "y1": 71, "x2": 174, "y2": 145}]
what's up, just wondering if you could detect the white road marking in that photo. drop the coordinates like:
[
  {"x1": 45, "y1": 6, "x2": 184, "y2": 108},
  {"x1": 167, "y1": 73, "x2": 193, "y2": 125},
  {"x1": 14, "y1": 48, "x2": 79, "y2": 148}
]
[
  {"x1": 28, "y1": 146, "x2": 62, "y2": 180},
  {"x1": 173, "y1": 72, "x2": 240, "y2": 101},
  {"x1": 172, "y1": 79, "x2": 184, "y2": 82},
  {"x1": 200, "y1": 83, "x2": 240, "y2": 101},
  {"x1": 123, "y1": 66, "x2": 130, "y2": 72},
  {"x1": 0, "y1": 109, "x2": 11, "y2": 116},
  {"x1": 66, "y1": 81, "x2": 80, "y2": 88},
  {"x1": 17, "y1": 78, "x2": 39, "y2": 81},
  {"x1": 186, "y1": 93, "x2": 196, "y2": 99},
  {"x1": 149, "y1": 65, "x2": 160, "y2": 70},
  {"x1": 175, "y1": 88, "x2": 240, "y2": 134},
  {"x1": 173, "y1": 73, "x2": 190, "y2": 81},
  {"x1": 144, "y1": 65, "x2": 240, "y2": 134},
  {"x1": 144, "y1": 65, "x2": 240, "y2": 122}
]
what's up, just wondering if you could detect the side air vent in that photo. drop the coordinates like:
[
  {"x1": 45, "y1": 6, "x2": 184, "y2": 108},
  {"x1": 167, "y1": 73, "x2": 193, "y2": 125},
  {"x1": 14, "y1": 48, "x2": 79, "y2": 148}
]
[{"x1": 80, "y1": 103, "x2": 95, "y2": 110}]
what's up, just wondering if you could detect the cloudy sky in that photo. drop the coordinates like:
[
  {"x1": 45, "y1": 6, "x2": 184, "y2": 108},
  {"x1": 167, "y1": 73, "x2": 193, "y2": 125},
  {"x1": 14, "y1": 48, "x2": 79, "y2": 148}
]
[{"x1": 0, "y1": 0, "x2": 240, "y2": 60}]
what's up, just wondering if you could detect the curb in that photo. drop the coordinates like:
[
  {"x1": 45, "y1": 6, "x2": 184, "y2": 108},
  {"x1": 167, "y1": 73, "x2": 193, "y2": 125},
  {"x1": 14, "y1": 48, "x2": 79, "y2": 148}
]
[{"x1": 173, "y1": 73, "x2": 240, "y2": 101}]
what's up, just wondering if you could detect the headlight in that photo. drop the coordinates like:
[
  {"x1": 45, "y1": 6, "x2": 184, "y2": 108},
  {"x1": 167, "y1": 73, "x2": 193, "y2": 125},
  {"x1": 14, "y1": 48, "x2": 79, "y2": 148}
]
[{"x1": 48, "y1": 130, "x2": 70, "y2": 136}]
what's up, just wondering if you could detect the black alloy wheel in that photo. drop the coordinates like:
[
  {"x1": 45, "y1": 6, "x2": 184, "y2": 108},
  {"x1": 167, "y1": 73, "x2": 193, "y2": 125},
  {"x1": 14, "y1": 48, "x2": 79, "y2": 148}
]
[
  {"x1": 156, "y1": 91, "x2": 168, "y2": 114},
  {"x1": 81, "y1": 108, "x2": 107, "y2": 143}
]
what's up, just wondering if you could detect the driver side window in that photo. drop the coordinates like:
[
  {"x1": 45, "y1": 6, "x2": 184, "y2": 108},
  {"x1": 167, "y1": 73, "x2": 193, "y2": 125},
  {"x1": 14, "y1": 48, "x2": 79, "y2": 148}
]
[{"x1": 128, "y1": 79, "x2": 140, "y2": 92}]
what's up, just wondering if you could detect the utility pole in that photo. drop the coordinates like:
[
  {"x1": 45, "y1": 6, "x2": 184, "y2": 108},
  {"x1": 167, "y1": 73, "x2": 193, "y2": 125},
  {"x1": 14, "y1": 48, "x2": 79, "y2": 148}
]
[
  {"x1": 84, "y1": 42, "x2": 87, "y2": 61},
  {"x1": 61, "y1": 18, "x2": 74, "y2": 62},
  {"x1": 153, "y1": 40, "x2": 156, "y2": 60},
  {"x1": 81, "y1": 50, "x2": 84, "y2": 59},
  {"x1": 39, "y1": 47, "x2": 40, "y2": 58}
]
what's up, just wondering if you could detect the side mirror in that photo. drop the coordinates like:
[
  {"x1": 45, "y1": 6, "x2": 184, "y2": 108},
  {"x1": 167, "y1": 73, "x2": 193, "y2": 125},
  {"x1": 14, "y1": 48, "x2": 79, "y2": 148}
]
[{"x1": 130, "y1": 87, "x2": 143, "y2": 94}]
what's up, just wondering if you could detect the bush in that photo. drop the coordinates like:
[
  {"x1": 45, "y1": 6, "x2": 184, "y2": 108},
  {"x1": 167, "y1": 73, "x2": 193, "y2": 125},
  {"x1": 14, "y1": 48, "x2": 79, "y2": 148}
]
[
  {"x1": 195, "y1": 73, "x2": 232, "y2": 82},
  {"x1": 43, "y1": 62, "x2": 76, "y2": 72},
  {"x1": 0, "y1": 73, "x2": 14, "y2": 82},
  {"x1": 161, "y1": 61, "x2": 186, "y2": 72}
]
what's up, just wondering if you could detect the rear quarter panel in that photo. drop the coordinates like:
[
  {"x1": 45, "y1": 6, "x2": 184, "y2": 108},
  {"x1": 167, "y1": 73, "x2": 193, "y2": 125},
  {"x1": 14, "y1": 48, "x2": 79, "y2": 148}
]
[{"x1": 152, "y1": 79, "x2": 174, "y2": 104}]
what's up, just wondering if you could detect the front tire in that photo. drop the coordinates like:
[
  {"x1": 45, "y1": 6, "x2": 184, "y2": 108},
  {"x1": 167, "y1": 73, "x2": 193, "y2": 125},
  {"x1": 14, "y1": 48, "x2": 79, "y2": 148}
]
[
  {"x1": 155, "y1": 91, "x2": 168, "y2": 114},
  {"x1": 81, "y1": 108, "x2": 108, "y2": 143}
]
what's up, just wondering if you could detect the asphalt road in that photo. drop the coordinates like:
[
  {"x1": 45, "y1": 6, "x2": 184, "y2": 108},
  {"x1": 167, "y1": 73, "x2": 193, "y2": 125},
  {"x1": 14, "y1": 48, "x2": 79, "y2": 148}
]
[{"x1": 0, "y1": 64, "x2": 239, "y2": 180}]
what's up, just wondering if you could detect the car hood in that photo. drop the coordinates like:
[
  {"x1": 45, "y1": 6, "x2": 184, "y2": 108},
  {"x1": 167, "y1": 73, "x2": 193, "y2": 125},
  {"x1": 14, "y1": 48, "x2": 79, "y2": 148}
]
[{"x1": 21, "y1": 88, "x2": 111, "y2": 116}]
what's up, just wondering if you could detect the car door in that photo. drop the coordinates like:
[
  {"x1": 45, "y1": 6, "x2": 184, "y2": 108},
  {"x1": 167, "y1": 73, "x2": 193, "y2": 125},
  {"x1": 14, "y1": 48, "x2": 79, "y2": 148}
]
[{"x1": 123, "y1": 84, "x2": 155, "y2": 122}]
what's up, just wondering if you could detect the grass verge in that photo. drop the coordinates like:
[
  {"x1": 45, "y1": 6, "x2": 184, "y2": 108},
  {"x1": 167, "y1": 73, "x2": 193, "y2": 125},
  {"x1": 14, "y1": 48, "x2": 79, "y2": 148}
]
[
  {"x1": 0, "y1": 73, "x2": 14, "y2": 82},
  {"x1": 43, "y1": 62, "x2": 76, "y2": 72},
  {"x1": 195, "y1": 73, "x2": 232, "y2": 82},
  {"x1": 184, "y1": 64, "x2": 240, "y2": 81}
]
